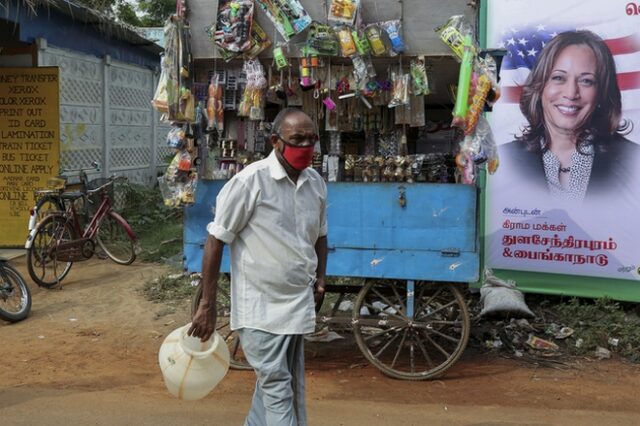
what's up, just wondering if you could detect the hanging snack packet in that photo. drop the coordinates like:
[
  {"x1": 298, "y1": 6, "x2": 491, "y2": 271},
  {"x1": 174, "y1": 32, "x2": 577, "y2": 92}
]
[
  {"x1": 243, "y1": 21, "x2": 271, "y2": 59},
  {"x1": 306, "y1": 23, "x2": 339, "y2": 56},
  {"x1": 255, "y1": 0, "x2": 311, "y2": 40},
  {"x1": 213, "y1": 0, "x2": 254, "y2": 53},
  {"x1": 464, "y1": 72, "x2": 491, "y2": 135},
  {"x1": 273, "y1": 44, "x2": 289, "y2": 70},
  {"x1": 152, "y1": 64, "x2": 169, "y2": 113},
  {"x1": 388, "y1": 72, "x2": 410, "y2": 108},
  {"x1": 410, "y1": 57, "x2": 430, "y2": 96},
  {"x1": 352, "y1": 29, "x2": 371, "y2": 56},
  {"x1": 166, "y1": 126, "x2": 186, "y2": 149},
  {"x1": 380, "y1": 20, "x2": 405, "y2": 55},
  {"x1": 351, "y1": 55, "x2": 368, "y2": 83},
  {"x1": 328, "y1": 0, "x2": 359, "y2": 26},
  {"x1": 336, "y1": 26, "x2": 357, "y2": 57},
  {"x1": 364, "y1": 24, "x2": 387, "y2": 56},
  {"x1": 435, "y1": 15, "x2": 474, "y2": 61},
  {"x1": 206, "y1": 74, "x2": 224, "y2": 131},
  {"x1": 476, "y1": 53, "x2": 501, "y2": 105}
]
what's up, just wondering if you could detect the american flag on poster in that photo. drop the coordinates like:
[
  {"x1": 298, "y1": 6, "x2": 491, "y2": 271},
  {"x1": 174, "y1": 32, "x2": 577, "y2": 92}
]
[{"x1": 496, "y1": 25, "x2": 640, "y2": 106}]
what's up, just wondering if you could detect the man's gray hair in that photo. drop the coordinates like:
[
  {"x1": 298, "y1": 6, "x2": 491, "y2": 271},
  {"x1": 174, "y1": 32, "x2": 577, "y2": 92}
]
[{"x1": 271, "y1": 108, "x2": 314, "y2": 135}]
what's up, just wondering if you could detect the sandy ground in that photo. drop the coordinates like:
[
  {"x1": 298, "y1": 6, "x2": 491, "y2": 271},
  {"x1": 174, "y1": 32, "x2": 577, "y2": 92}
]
[{"x1": 2, "y1": 256, "x2": 640, "y2": 426}]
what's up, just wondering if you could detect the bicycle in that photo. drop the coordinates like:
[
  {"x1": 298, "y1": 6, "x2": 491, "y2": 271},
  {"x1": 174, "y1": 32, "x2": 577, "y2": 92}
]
[
  {"x1": 25, "y1": 176, "x2": 138, "y2": 288},
  {"x1": 0, "y1": 258, "x2": 32, "y2": 322},
  {"x1": 28, "y1": 162, "x2": 101, "y2": 232}
]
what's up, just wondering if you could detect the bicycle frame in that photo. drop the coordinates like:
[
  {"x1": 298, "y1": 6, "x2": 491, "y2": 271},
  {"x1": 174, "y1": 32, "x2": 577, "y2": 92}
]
[{"x1": 66, "y1": 191, "x2": 112, "y2": 240}]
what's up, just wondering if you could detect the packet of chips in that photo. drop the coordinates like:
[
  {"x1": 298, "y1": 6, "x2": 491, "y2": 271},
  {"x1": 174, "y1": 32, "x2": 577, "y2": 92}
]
[
  {"x1": 328, "y1": 0, "x2": 359, "y2": 25},
  {"x1": 380, "y1": 20, "x2": 405, "y2": 55},
  {"x1": 336, "y1": 26, "x2": 357, "y2": 57}
]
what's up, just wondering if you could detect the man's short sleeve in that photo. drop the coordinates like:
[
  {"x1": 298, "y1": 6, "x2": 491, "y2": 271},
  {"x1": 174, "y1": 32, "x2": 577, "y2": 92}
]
[
  {"x1": 206, "y1": 177, "x2": 257, "y2": 244},
  {"x1": 318, "y1": 179, "x2": 328, "y2": 237}
]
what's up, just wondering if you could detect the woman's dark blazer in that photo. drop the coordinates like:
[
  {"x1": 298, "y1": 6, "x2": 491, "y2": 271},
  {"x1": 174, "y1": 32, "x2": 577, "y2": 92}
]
[{"x1": 498, "y1": 136, "x2": 640, "y2": 200}]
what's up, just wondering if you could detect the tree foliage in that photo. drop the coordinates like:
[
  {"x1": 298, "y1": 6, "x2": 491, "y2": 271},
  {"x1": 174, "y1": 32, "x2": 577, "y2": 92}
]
[
  {"x1": 73, "y1": 0, "x2": 175, "y2": 27},
  {"x1": 138, "y1": 0, "x2": 176, "y2": 26}
]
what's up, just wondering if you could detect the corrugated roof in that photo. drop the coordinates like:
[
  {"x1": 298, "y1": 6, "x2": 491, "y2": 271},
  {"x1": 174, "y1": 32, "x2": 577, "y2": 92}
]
[{"x1": 6, "y1": 0, "x2": 163, "y2": 54}]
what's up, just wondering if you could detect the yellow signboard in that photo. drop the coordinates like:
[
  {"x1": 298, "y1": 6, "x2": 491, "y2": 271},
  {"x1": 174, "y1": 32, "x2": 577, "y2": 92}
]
[{"x1": 0, "y1": 67, "x2": 60, "y2": 247}]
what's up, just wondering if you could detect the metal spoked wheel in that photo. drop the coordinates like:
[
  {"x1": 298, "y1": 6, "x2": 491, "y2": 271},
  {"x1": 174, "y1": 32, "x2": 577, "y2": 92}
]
[
  {"x1": 26, "y1": 215, "x2": 74, "y2": 288},
  {"x1": 0, "y1": 262, "x2": 32, "y2": 322},
  {"x1": 33, "y1": 194, "x2": 65, "y2": 226},
  {"x1": 353, "y1": 280, "x2": 470, "y2": 380},
  {"x1": 191, "y1": 278, "x2": 252, "y2": 371},
  {"x1": 96, "y1": 212, "x2": 136, "y2": 265}
]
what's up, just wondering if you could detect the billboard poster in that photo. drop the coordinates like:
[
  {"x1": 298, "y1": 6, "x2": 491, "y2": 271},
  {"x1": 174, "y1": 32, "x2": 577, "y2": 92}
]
[
  {"x1": 0, "y1": 67, "x2": 60, "y2": 247},
  {"x1": 486, "y1": 0, "x2": 640, "y2": 281}
]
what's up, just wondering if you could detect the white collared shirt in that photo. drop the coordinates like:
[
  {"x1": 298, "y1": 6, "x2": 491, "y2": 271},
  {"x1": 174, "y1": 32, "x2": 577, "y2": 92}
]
[{"x1": 207, "y1": 151, "x2": 328, "y2": 334}]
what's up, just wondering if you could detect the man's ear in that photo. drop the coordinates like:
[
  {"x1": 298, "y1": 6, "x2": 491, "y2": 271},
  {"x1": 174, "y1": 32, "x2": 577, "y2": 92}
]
[{"x1": 269, "y1": 134, "x2": 280, "y2": 149}]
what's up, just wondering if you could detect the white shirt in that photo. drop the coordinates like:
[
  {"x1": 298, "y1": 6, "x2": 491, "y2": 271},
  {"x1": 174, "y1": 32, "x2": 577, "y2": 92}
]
[{"x1": 207, "y1": 151, "x2": 328, "y2": 334}]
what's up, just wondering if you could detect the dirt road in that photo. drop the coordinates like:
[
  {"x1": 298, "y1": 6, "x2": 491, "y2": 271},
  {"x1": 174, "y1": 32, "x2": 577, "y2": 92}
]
[{"x1": 2, "y1": 257, "x2": 639, "y2": 425}]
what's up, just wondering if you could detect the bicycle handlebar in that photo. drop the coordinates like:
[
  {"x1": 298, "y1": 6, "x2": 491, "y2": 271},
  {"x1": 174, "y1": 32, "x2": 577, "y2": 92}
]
[
  {"x1": 85, "y1": 175, "x2": 127, "y2": 196},
  {"x1": 60, "y1": 161, "x2": 101, "y2": 175}
]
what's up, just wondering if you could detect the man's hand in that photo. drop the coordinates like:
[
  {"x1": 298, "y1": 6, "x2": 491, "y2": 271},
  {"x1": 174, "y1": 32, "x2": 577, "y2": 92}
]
[
  {"x1": 314, "y1": 276, "x2": 326, "y2": 311},
  {"x1": 188, "y1": 301, "x2": 217, "y2": 342}
]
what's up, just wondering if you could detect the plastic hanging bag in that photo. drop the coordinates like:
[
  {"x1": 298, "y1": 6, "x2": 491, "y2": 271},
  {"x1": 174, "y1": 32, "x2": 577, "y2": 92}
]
[
  {"x1": 328, "y1": 0, "x2": 359, "y2": 25},
  {"x1": 243, "y1": 21, "x2": 271, "y2": 59},
  {"x1": 254, "y1": 0, "x2": 311, "y2": 40},
  {"x1": 364, "y1": 24, "x2": 387, "y2": 56},
  {"x1": 207, "y1": 74, "x2": 224, "y2": 132},
  {"x1": 167, "y1": 126, "x2": 186, "y2": 149},
  {"x1": 152, "y1": 63, "x2": 169, "y2": 113},
  {"x1": 435, "y1": 15, "x2": 475, "y2": 61},
  {"x1": 306, "y1": 23, "x2": 339, "y2": 56},
  {"x1": 380, "y1": 20, "x2": 405, "y2": 55},
  {"x1": 213, "y1": 0, "x2": 254, "y2": 53},
  {"x1": 238, "y1": 60, "x2": 267, "y2": 120},
  {"x1": 464, "y1": 72, "x2": 491, "y2": 135},
  {"x1": 410, "y1": 57, "x2": 430, "y2": 96},
  {"x1": 388, "y1": 72, "x2": 409, "y2": 108},
  {"x1": 336, "y1": 26, "x2": 357, "y2": 57}
]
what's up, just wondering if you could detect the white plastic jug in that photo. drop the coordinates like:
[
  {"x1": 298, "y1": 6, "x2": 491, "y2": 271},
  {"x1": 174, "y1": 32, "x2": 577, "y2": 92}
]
[{"x1": 158, "y1": 323, "x2": 230, "y2": 400}]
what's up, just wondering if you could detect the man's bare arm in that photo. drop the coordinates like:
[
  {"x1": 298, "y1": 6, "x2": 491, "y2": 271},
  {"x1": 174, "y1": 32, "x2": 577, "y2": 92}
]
[{"x1": 188, "y1": 234, "x2": 225, "y2": 341}]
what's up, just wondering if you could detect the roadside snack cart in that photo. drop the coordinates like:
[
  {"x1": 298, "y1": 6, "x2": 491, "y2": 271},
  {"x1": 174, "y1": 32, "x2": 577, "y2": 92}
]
[{"x1": 154, "y1": 0, "x2": 501, "y2": 379}]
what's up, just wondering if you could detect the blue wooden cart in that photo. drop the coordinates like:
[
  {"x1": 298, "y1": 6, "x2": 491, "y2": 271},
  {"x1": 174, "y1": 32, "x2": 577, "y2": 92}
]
[{"x1": 184, "y1": 180, "x2": 479, "y2": 380}]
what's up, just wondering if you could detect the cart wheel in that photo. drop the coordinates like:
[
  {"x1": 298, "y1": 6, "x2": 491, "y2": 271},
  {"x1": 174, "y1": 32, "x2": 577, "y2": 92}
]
[
  {"x1": 353, "y1": 280, "x2": 469, "y2": 380},
  {"x1": 191, "y1": 276, "x2": 252, "y2": 371}
]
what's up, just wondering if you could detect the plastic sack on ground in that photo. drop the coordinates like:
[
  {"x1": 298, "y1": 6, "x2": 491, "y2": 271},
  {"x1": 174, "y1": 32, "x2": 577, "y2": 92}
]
[{"x1": 480, "y1": 269, "x2": 534, "y2": 318}]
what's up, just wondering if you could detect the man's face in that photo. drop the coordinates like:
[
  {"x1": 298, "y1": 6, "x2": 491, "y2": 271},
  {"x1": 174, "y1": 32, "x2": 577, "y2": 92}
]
[{"x1": 272, "y1": 112, "x2": 316, "y2": 151}]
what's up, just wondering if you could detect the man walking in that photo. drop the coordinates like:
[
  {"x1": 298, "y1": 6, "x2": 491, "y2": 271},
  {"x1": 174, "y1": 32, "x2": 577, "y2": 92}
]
[{"x1": 189, "y1": 108, "x2": 328, "y2": 426}]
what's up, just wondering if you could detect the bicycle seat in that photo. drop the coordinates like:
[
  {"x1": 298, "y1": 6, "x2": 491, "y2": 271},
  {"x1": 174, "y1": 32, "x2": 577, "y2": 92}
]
[{"x1": 60, "y1": 191, "x2": 84, "y2": 201}]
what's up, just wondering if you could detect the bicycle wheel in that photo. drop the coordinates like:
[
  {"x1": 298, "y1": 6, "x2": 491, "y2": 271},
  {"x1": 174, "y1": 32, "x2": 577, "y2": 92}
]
[
  {"x1": 27, "y1": 215, "x2": 74, "y2": 288},
  {"x1": 191, "y1": 278, "x2": 252, "y2": 370},
  {"x1": 96, "y1": 212, "x2": 136, "y2": 265},
  {"x1": 0, "y1": 263, "x2": 32, "y2": 322},
  {"x1": 353, "y1": 280, "x2": 470, "y2": 380},
  {"x1": 32, "y1": 194, "x2": 65, "y2": 228}
]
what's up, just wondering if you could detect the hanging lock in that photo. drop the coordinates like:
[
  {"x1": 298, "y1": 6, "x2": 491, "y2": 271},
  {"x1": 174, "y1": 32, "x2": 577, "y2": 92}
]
[{"x1": 398, "y1": 186, "x2": 406, "y2": 208}]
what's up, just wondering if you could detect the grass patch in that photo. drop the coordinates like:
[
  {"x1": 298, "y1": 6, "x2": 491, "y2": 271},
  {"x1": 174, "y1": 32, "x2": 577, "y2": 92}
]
[
  {"x1": 143, "y1": 272, "x2": 197, "y2": 304},
  {"x1": 553, "y1": 298, "x2": 640, "y2": 362},
  {"x1": 118, "y1": 181, "x2": 184, "y2": 262}
]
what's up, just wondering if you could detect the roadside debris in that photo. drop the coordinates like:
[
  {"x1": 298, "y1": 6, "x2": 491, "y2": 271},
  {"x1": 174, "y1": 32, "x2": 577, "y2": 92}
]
[
  {"x1": 595, "y1": 347, "x2": 611, "y2": 360},
  {"x1": 470, "y1": 293, "x2": 640, "y2": 365}
]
